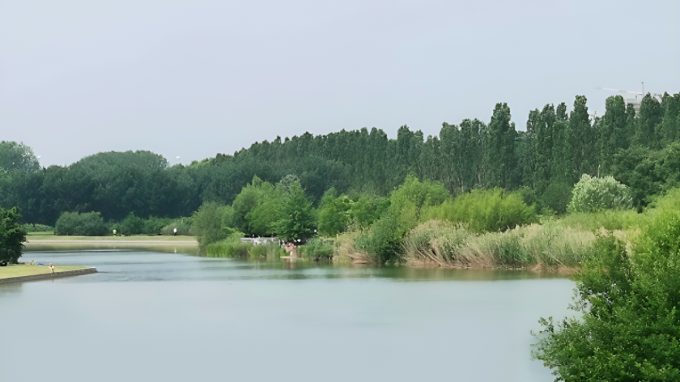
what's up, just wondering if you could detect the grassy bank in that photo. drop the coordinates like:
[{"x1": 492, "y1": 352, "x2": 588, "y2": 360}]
[
  {"x1": 0, "y1": 264, "x2": 93, "y2": 280},
  {"x1": 24, "y1": 234, "x2": 199, "y2": 254}
]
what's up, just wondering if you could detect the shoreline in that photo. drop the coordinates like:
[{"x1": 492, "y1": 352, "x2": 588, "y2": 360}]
[
  {"x1": 0, "y1": 266, "x2": 97, "y2": 284},
  {"x1": 23, "y1": 235, "x2": 575, "y2": 275}
]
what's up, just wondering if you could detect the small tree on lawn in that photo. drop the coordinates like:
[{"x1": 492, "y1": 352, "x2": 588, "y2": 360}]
[
  {"x1": 275, "y1": 179, "x2": 316, "y2": 242},
  {"x1": 0, "y1": 207, "x2": 26, "y2": 264}
]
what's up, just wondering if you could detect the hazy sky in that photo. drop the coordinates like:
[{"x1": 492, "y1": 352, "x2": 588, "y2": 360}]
[{"x1": 2, "y1": 0, "x2": 679, "y2": 166}]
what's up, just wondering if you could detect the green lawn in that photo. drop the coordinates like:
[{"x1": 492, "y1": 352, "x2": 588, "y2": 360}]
[
  {"x1": 23, "y1": 235, "x2": 198, "y2": 254},
  {"x1": 0, "y1": 264, "x2": 90, "y2": 280}
]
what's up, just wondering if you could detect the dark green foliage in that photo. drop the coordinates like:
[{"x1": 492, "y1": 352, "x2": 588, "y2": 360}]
[
  {"x1": 598, "y1": 96, "x2": 629, "y2": 173},
  {"x1": 540, "y1": 182, "x2": 572, "y2": 214},
  {"x1": 54, "y1": 211, "x2": 108, "y2": 236},
  {"x1": 612, "y1": 142, "x2": 680, "y2": 207},
  {"x1": 118, "y1": 213, "x2": 145, "y2": 235},
  {"x1": 636, "y1": 94, "x2": 663, "y2": 148},
  {"x1": 427, "y1": 188, "x2": 537, "y2": 232},
  {"x1": 0, "y1": 207, "x2": 26, "y2": 264},
  {"x1": 116, "y1": 214, "x2": 170, "y2": 235},
  {"x1": 2, "y1": 91, "x2": 680, "y2": 226},
  {"x1": 483, "y1": 103, "x2": 518, "y2": 188},
  {"x1": 535, "y1": 215, "x2": 680, "y2": 381},
  {"x1": 569, "y1": 95, "x2": 596, "y2": 179},
  {"x1": 160, "y1": 218, "x2": 193, "y2": 236},
  {"x1": 22, "y1": 223, "x2": 53, "y2": 233}
]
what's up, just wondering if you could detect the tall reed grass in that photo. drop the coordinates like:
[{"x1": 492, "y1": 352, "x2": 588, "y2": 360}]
[
  {"x1": 403, "y1": 220, "x2": 596, "y2": 269},
  {"x1": 204, "y1": 235, "x2": 285, "y2": 260}
]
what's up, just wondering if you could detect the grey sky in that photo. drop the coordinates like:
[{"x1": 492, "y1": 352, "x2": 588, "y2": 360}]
[{"x1": 2, "y1": 0, "x2": 679, "y2": 166}]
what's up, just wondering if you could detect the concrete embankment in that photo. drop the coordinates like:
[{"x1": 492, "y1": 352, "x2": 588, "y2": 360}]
[{"x1": 0, "y1": 267, "x2": 97, "y2": 284}]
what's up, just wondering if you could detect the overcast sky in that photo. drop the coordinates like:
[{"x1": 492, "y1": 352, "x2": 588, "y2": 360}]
[{"x1": 2, "y1": 0, "x2": 679, "y2": 166}]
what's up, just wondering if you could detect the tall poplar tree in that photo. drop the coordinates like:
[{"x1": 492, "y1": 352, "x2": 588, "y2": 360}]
[{"x1": 483, "y1": 103, "x2": 517, "y2": 188}]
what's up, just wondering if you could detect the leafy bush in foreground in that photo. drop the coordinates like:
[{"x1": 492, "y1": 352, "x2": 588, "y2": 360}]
[{"x1": 535, "y1": 214, "x2": 680, "y2": 380}]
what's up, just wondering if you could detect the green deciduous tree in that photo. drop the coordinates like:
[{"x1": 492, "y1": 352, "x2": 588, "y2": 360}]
[
  {"x1": 0, "y1": 207, "x2": 26, "y2": 264},
  {"x1": 275, "y1": 179, "x2": 316, "y2": 242},
  {"x1": 483, "y1": 103, "x2": 518, "y2": 188},
  {"x1": 317, "y1": 188, "x2": 351, "y2": 236}
]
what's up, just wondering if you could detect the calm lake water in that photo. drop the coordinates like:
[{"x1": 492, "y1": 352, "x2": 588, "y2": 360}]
[{"x1": 0, "y1": 250, "x2": 573, "y2": 382}]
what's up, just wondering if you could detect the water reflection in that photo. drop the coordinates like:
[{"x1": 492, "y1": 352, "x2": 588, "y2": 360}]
[
  {"x1": 18, "y1": 250, "x2": 568, "y2": 283},
  {"x1": 1, "y1": 250, "x2": 573, "y2": 382}
]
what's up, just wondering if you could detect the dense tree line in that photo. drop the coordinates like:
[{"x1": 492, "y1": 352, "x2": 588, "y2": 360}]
[{"x1": 1, "y1": 92, "x2": 679, "y2": 225}]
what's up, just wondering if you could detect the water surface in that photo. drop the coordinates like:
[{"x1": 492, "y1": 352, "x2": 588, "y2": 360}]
[{"x1": 0, "y1": 250, "x2": 573, "y2": 382}]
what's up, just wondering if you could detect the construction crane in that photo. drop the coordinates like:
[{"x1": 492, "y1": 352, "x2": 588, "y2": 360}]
[{"x1": 600, "y1": 82, "x2": 663, "y2": 113}]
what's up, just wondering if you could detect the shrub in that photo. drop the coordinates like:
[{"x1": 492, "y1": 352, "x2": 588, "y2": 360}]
[
  {"x1": 141, "y1": 217, "x2": 171, "y2": 235},
  {"x1": 55, "y1": 211, "x2": 108, "y2": 236},
  {"x1": 535, "y1": 214, "x2": 680, "y2": 380},
  {"x1": 567, "y1": 174, "x2": 633, "y2": 213},
  {"x1": 356, "y1": 211, "x2": 406, "y2": 265},
  {"x1": 0, "y1": 207, "x2": 26, "y2": 264},
  {"x1": 192, "y1": 202, "x2": 235, "y2": 247},
  {"x1": 349, "y1": 176, "x2": 452, "y2": 265},
  {"x1": 118, "y1": 213, "x2": 145, "y2": 235},
  {"x1": 160, "y1": 218, "x2": 193, "y2": 236},
  {"x1": 300, "y1": 238, "x2": 334, "y2": 261},
  {"x1": 114, "y1": 215, "x2": 171, "y2": 235},
  {"x1": 427, "y1": 188, "x2": 537, "y2": 232},
  {"x1": 540, "y1": 181, "x2": 572, "y2": 214},
  {"x1": 22, "y1": 223, "x2": 53, "y2": 233}
]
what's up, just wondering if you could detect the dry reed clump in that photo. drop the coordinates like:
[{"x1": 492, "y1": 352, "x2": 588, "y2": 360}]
[
  {"x1": 333, "y1": 231, "x2": 371, "y2": 264},
  {"x1": 403, "y1": 220, "x2": 597, "y2": 269}
]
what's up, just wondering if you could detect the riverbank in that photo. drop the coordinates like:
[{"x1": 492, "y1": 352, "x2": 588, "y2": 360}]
[
  {"x1": 24, "y1": 235, "x2": 199, "y2": 253},
  {"x1": 0, "y1": 264, "x2": 97, "y2": 284}
]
